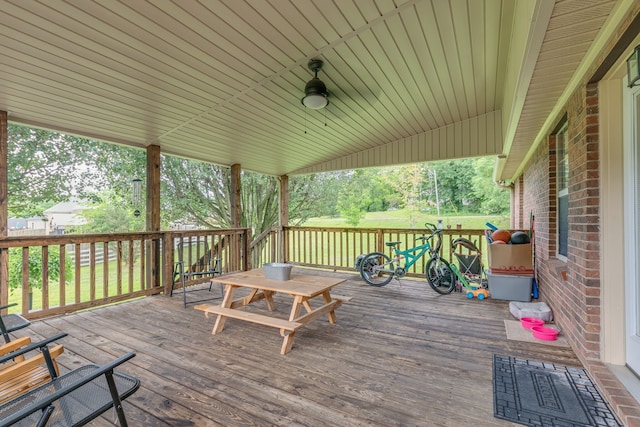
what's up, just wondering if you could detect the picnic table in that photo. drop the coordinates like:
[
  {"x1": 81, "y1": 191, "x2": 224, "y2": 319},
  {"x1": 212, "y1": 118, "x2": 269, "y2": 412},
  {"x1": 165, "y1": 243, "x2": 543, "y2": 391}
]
[{"x1": 195, "y1": 269, "x2": 349, "y2": 354}]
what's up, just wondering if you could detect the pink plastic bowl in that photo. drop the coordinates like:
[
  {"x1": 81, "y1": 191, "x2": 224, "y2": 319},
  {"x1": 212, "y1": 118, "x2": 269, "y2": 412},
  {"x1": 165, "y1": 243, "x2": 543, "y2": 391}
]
[
  {"x1": 520, "y1": 317, "x2": 544, "y2": 329},
  {"x1": 531, "y1": 326, "x2": 559, "y2": 341}
]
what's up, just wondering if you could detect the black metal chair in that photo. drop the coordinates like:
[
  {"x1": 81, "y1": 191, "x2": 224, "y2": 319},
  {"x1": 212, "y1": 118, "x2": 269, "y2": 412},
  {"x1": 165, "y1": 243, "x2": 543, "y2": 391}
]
[
  {"x1": 0, "y1": 334, "x2": 140, "y2": 427},
  {"x1": 170, "y1": 241, "x2": 223, "y2": 308},
  {"x1": 0, "y1": 303, "x2": 30, "y2": 344}
]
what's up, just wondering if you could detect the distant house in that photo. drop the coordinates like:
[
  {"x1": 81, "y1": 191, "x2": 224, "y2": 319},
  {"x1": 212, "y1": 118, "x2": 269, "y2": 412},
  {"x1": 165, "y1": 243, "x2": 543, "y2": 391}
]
[
  {"x1": 44, "y1": 201, "x2": 90, "y2": 234},
  {"x1": 26, "y1": 216, "x2": 47, "y2": 230},
  {"x1": 7, "y1": 217, "x2": 27, "y2": 230}
]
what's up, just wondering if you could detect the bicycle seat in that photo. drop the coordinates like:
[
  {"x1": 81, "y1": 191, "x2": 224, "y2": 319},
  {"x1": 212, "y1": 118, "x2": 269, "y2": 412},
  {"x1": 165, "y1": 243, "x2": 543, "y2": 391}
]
[{"x1": 385, "y1": 241, "x2": 402, "y2": 247}]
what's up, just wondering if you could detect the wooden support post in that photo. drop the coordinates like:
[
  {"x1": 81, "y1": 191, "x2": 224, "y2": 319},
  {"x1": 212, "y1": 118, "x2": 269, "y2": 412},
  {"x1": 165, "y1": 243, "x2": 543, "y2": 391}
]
[
  {"x1": 0, "y1": 111, "x2": 7, "y2": 308},
  {"x1": 146, "y1": 145, "x2": 161, "y2": 290},
  {"x1": 279, "y1": 175, "x2": 289, "y2": 263},
  {"x1": 230, "y1": 164, "x2": 242, "y2": 271},
  {"x1": 230, "y1": 164, "x2": 241, "y2": 229},
  {"x1": 162, "y1": 233, "x2": 174, "y2": 295}
]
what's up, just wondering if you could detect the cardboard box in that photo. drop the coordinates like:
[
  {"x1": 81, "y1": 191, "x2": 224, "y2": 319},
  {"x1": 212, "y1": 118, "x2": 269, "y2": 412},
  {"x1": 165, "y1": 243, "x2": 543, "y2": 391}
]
[
  {"x1": 488, "y1": 243, "x2": 533, "y2": 275},
  {"x1": 487, "y1": 272, "x2": 533, "y2": 301}
]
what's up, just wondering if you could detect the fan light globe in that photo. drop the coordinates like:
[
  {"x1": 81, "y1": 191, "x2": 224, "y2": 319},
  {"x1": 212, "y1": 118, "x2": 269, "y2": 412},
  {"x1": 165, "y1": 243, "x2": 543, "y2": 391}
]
[{"x1": 302, "y1": 93, "x2": 328, "y2": 109}]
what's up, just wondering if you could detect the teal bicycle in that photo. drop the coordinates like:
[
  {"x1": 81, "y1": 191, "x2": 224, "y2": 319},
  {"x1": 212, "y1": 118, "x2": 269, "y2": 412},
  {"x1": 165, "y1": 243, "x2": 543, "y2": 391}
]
[{"x1": 359, "y1": 223, "x2": 486, "y2": 297}]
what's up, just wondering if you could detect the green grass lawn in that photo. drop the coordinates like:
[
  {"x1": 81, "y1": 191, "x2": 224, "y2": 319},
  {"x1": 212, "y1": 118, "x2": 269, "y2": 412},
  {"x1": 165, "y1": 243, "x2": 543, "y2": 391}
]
[
  {"x1": 301, "y1": 209, "x2": 510, "y2": 230},
  {"x1": 7, "y1": 259, "x2": 146, "y2": 313}
]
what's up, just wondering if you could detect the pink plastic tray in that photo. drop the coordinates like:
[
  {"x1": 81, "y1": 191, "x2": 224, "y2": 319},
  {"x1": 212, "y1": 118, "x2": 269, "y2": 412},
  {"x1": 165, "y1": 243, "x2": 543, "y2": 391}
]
[
  {"x1": 531, "y1": 325, "x2": 558, "y2": 341},
  {"x1": 520, "y1": 317, "x2": 544, "y2": 329}
]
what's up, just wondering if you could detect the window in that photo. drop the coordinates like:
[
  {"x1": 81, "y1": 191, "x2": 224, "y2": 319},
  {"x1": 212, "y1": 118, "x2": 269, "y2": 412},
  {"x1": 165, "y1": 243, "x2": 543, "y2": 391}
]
[{"x1": 557, "y1": 122, "x2": 569, "y2": 259}]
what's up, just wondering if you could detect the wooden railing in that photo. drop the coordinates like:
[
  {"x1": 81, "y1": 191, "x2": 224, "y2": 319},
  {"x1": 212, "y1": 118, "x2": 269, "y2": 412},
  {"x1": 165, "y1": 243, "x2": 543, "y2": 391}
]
[
  {"x1": 161, "y1": 228, "x2": 250, "y2": 294},
  {"x1": 249, "y1": 227, "x2": 280, "y2": 268},
  {"x1": 282, "y1": 226, "x2": 489, "y2": 277},
  {"x1": 0, "y1": 229, "x2": 251, "y2": 320},
  {"x1": 0, "y1": 232, "x2": 163, "y2": 320},
  {"x1": 1, "y1": 225, "x2": 487, "y2": 319}
]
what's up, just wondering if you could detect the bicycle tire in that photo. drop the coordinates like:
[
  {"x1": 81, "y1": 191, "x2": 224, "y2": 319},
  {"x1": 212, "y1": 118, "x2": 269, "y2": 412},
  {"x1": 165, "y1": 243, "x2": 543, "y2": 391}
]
[
  {"x1": 425, "y1": 257, "x2": 456, "y2": 294},
  {"x1": 359, "y1": 252, "x2": 395, "y2": 287}
]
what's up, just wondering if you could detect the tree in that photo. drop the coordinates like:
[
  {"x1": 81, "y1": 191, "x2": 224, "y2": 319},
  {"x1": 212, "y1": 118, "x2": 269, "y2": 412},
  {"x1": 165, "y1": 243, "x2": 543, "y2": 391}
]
[
  {"x1": 427, "y1": 159, "x2": 479, "y2": 214},
  {"x1": 7, "y1": 246, "x2": 72, "y2": 292},
  {"x1": 7, "y1": 124, "x2": 105, "y2": 217},
  {"x1": 336, "y1": 170, "x2": 374, "y2": 227},
  {"x1": 159, "y1": 156, "x2": 330, "y2": 236},
  {"x1": 376, "y1": 165, "x2": 425, "y2": 226},
  {"x1": 8, "y1": 123, "x2": 509, "y2": 236},
  {"x1": 81, "y1": 197, "x2": 145, "y2": 234},
  {"x1": 7, "y1": 122, "x2": 330, "y2": 238},
  {"x1": 471, "y1": 157, "x2": 510, "y2": 215},
  {"x1": 290, "y1": 172, "x2": 344, "y2": 220}
]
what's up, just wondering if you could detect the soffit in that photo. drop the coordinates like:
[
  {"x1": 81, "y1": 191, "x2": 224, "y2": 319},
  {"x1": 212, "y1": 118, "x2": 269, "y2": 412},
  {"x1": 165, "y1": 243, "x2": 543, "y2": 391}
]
[{"x1": 496, "y1": 0, "x2": 620, "y2": 182}]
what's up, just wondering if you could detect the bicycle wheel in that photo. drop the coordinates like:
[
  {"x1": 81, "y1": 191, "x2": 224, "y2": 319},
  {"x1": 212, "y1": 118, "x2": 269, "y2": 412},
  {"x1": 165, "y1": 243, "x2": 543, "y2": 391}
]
[
  {"x1": 425, "y1": 257, "x2": 456, "y2": 294},
  {"x1": 359, "y1": 252, "x2": 395, "y2": 287}
]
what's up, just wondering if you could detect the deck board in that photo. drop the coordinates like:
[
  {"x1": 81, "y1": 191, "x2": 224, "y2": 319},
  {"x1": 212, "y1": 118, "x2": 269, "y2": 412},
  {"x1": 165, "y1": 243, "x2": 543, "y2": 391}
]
[{"x1": 11, "y1": 269, "x2": 581, "y2": 426}]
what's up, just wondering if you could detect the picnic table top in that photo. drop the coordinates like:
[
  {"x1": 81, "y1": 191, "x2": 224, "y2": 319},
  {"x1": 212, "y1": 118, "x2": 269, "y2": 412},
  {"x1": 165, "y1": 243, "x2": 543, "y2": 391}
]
[{"x1": 215, "y1": 269, "x2": 346, "y2": 297}]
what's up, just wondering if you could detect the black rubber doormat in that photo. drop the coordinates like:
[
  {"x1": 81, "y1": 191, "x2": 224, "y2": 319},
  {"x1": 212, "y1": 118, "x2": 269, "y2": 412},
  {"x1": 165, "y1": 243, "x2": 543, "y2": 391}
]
[{"x1": 493, "y1": 355, "x2": 621, "y2": 426}]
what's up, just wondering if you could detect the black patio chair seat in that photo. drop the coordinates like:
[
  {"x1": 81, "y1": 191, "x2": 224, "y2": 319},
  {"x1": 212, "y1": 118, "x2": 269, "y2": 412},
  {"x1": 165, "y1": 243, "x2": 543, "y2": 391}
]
[{"x1": 0, "y1": 304, "x2": 30, "y2": 344}]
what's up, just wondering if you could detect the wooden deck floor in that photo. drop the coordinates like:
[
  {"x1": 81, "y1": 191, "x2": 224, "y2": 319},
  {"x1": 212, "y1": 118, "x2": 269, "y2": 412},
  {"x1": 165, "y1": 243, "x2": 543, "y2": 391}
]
[{"x1": 14, "y1": 269, "x2": 583, "y2": 426}]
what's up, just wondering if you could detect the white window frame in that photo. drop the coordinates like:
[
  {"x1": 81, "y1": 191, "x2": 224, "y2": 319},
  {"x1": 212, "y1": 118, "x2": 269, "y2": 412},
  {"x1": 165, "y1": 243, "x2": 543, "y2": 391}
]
[{"x1": 556, "y1": 122, "x2": 569, "y2": 261}]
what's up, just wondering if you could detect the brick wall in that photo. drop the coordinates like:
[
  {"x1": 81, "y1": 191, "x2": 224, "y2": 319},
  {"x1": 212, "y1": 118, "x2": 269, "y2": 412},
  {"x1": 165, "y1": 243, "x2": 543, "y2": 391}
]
[{"x1": 522, "y1": 83, "x2": 601, "y2": 364}]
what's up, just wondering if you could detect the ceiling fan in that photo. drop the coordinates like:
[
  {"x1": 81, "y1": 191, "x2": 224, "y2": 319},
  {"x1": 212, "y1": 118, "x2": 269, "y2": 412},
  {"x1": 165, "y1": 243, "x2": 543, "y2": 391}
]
[{"x1": 301, "y1": 59, "x2": 329, "y2": 109}]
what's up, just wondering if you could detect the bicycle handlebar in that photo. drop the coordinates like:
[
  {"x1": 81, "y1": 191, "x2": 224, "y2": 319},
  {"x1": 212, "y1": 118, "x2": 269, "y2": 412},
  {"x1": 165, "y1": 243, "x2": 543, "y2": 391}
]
[{"x1": 416, "y1": 223, "x2": 444, "y2": 242}]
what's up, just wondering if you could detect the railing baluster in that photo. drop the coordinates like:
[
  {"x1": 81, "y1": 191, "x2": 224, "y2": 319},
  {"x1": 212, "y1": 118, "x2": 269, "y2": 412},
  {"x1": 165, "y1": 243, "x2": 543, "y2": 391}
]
[
  {"x1": 116, "y1": 240, "x2": 122, "y2": 296},
  {"x1": 103, "y1": 242, "x2": 109, "y2": 298},
  {"x1": 75, "y1": 244, "x2": 81, "y2": 304},
  {"x1": 139, "y1": 239, "x2": 145, "y2": 290},
  {"x1": 59, "y1": 244, "x2": 66, "y2": 307},
  {"x1": 274, "y1": 226, "x2": 488, "y2": 277},
  {"x1": 41, "y1": 246, "x2": 49, "y2": 310},
  {"x1": 21, "y1": 247, "x2": 29, "y2": 312},
  {"x1": 0, "y1": 227, "x2": 488, "y2": 319},
  {"x1": 89, "y1": 243, "x2": 96, "y2": 301},
  {"x1": 128, "y1": 240, "x2": 134, "y2": 293}
]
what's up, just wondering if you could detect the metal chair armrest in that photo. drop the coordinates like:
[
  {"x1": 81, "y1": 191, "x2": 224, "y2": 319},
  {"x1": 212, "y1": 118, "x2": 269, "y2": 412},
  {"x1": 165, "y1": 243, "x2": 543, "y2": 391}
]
[{"x1": 0, "y1": 333, "x2": 67, "y2": 365}]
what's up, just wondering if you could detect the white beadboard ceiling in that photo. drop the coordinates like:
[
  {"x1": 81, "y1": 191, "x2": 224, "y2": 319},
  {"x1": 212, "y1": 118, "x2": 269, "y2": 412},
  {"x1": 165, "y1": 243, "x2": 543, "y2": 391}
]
[{"x1": 0, "y1": 0, "x2": 622, "y2": 181}]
